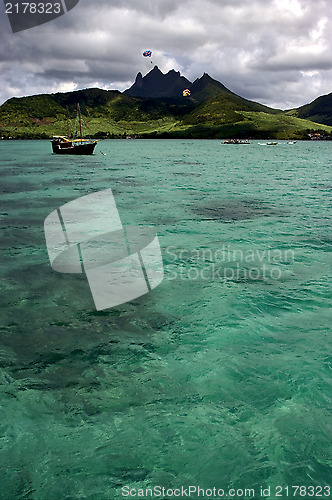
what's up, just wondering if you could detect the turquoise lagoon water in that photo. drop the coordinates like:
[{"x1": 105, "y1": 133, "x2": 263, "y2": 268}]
[{"x1": 0, "y1": 139, "x2": 331, "y2": 499}]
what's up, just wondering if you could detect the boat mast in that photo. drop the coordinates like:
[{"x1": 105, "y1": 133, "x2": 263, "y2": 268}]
[
  {"x1": 66, "y1": 106, "x2": 70, "y2": 139},
  {"x1": 78, "y1": 104, "x2": 83, "y2": 142}
]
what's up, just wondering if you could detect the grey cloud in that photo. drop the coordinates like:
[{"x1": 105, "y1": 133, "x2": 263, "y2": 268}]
[
  {"x1": 253, "y1": 58, "x2": 332, "y2": 73},
  {"x1": 0, "y1": 0, "x2": 331, "y2": 108}
]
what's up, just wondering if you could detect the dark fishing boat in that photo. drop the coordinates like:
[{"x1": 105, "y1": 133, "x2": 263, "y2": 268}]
[
  {"x1": 51, "y1": 136, "x2": 98, "y2": 155},
  {"x1": 51, "y1": 104, "x2": 98, "y2": 155}
]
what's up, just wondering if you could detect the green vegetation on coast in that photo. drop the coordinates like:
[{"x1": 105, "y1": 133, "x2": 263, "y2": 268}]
[{"x1": 1, "y1": 68, "x2": 331, "y2": 140}]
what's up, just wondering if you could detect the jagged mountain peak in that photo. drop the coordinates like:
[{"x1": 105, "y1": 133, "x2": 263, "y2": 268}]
[
  {"x1": 124, "y1": 66, "x2": 191, "y2": 99},
  {"x1": 150, "y1": 65, "x2": 162, "y2": 73},
  {"x1": 125, "y1": 66, "x2": 236, "y2": 101}
]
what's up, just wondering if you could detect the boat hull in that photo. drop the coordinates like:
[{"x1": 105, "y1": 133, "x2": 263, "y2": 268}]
[{"x1": 51, "y1": 141, "x2": 97, "y2": 155}]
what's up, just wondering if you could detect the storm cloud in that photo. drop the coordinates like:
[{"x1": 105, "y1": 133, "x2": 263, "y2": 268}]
[{"x1": 0, "y1": 0, "x2": 331, "y2": 108}]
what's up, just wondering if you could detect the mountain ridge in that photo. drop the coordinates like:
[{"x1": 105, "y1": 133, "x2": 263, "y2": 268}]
[
  {"x1": 286, "y1": 92, "x2": 332, "y2": 126},
  {"x1": 0, "y1": 66, "x2": 331, "y2": 139}
]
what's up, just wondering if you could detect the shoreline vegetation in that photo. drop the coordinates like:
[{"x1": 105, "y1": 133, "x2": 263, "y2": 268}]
[
  {"x1": 2, "y1": 135, "x2": 332, "y2": 141},
  {"x1": 1, "y1": 67, "x2": 331, "y2": 140}
]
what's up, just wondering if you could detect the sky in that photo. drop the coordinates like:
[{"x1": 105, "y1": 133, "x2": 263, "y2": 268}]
[{"x1": 0, "y1": 0, "x2": 331, "y2": 109}]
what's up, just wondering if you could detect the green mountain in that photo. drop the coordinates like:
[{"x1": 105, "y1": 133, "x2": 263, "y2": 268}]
[
  {"x1": 188, "y1": 73, "x2": 280, "y2": 115},
  {"x1": 286, "y1": 92, "x2": 332, "y2": 126},
  {"x1": 189, "y1": 73, "x2": 234, "y2": 102},
  {"x1": 0, "y1": 67, "x2": 331, "y2": 140}
]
